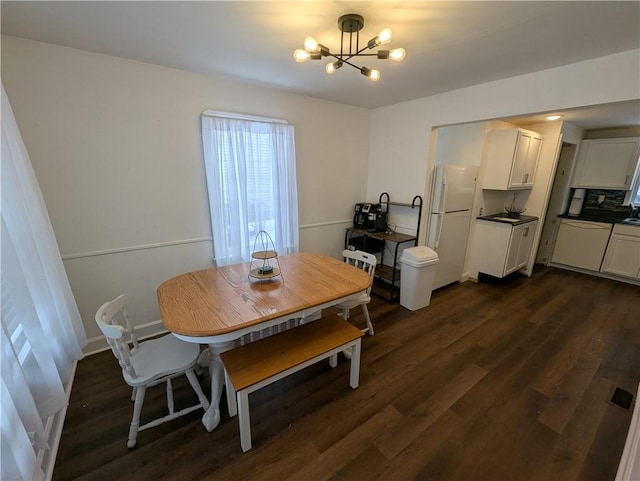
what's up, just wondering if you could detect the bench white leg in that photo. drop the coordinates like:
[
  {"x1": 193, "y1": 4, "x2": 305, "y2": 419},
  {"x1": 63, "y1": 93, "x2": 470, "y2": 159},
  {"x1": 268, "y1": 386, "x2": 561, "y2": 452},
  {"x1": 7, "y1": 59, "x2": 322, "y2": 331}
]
[
  {"x1": 349, "y1": 339, "x2": 361, "y2": 389},
  {"x1": 226, "y1": 377, "x2": 237, "y2": 417},
  {"x1": 237, "y1": 390, "x2": 252, "y2": 452},
  {"x1": 329, "y1": 353, "x2": 338, "y2": 367}
]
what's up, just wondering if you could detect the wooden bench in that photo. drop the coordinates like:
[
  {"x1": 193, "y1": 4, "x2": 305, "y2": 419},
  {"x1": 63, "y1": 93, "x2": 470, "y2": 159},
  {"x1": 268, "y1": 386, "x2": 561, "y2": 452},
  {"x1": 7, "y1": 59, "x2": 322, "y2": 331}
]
[{"x1": 220, "y1": 314, "x2": 364, "y2": 452}]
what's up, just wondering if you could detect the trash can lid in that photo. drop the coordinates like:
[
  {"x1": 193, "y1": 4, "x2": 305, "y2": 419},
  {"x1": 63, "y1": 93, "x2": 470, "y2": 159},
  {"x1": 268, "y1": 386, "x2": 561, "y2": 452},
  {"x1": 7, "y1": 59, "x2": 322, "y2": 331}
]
[{"x1": 401, "y1": 246, "x2": 439, "y2": 267}]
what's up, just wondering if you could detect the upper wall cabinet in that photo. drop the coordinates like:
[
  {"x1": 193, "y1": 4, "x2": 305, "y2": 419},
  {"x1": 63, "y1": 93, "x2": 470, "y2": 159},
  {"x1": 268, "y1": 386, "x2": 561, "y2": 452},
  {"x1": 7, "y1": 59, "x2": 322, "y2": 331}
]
[
  {"x1": 571, "y1": 137, "x2": 640, "y2": 189},
  {"x1": 482, "y1": 128, "x2": 542, "y2": 190}
]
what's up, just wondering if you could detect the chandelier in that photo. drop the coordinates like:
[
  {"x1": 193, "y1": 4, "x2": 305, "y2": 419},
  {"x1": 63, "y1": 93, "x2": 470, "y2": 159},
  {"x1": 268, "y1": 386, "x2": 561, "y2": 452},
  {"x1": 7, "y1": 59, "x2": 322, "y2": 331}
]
[{"x1": 293, "y1": 13, "x2": 406, "y2": 82}]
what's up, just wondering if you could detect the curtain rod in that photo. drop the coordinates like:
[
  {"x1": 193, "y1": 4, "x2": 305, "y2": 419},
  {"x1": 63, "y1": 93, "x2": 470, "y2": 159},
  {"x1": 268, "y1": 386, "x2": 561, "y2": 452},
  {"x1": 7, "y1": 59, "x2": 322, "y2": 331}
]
[{"x1": 202, "y1": 110, "x2": 288, "y2": 125}]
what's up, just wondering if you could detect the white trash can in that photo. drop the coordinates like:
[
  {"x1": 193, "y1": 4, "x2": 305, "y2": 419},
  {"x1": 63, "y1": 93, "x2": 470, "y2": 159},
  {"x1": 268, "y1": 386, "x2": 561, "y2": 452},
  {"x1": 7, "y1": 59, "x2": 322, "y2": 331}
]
[{"x1": 400, "y1": 246, "x2": 439, "y2": 311}]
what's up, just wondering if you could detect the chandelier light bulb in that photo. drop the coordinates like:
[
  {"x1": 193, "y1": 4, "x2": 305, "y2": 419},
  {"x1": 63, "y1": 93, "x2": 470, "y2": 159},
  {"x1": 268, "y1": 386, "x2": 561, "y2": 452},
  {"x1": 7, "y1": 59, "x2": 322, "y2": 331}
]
[
  {"x1": 304, "y1": 36, "x2": 319, "y2": 52},
  {"x1": 326, "y1": 60, "x2": 343, "y2": 74},
  {"x1": 293, "y1": 49, "x2": 311, "y2": 63},
  {"x1": 377, "y1": 28, "x2": 392, "y2": 45},
  {"x1": 361, "y1": 67, "x2": 381, "y2": 81},
  {"x1": 389, "y1": 48, "x2": 406, "y2": 61}
]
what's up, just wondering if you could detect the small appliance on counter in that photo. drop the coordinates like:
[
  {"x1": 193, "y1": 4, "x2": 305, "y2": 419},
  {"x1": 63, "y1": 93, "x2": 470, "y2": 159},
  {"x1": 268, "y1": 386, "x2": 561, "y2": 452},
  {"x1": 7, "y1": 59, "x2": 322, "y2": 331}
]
[
  {"x1": 568, "y1": 188, "x2": 586, "y2": 216},
  {"x1": 353, "y1": 203, "x2": 369, "y2": 229},
  {"x1": 353, "y1": 203, "x2": 387, "y2": 232},
  {"x1": 367, "y1": 210, "x2": 388, "y2": 232}
]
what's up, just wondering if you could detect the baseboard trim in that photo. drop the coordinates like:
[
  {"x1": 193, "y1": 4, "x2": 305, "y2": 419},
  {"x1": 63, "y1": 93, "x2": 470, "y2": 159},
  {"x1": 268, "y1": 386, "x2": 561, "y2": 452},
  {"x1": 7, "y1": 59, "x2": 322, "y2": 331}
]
[{"x1": 549, "y1": 263, "x2": 640, "y2": 286}]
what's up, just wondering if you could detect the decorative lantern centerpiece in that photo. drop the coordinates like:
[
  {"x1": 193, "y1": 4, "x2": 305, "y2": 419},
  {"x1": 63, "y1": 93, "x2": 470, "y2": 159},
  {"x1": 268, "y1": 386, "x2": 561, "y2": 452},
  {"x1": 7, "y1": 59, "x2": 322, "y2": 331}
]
[{"x1": 249, "y1": 230, "x2": 282, "y2": 282}]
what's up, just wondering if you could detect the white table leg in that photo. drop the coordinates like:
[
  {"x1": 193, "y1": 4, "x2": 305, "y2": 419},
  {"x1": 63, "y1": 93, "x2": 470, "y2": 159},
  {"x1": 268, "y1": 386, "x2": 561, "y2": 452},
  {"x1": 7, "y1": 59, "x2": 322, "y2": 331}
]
[{"x1": 200, "y1": 341, "x2": 234, "y2": 432}]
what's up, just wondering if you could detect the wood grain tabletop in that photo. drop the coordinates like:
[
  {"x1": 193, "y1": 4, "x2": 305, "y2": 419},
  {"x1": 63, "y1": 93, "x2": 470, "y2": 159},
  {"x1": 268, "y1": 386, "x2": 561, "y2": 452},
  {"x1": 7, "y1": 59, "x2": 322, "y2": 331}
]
[{"x1": 157, "y1": 252, "x2": 372, "y2": 336}]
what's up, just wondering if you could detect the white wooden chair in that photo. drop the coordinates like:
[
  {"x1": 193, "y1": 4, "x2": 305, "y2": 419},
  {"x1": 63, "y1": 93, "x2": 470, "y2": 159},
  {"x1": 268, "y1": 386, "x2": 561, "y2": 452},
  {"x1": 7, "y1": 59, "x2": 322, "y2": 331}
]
[
  {"x1": 95, "y1": 293, "x2": 210, "y2": 448},
  {"x1": 335, "y1": 249, "x2": 377, "y2": 335}
]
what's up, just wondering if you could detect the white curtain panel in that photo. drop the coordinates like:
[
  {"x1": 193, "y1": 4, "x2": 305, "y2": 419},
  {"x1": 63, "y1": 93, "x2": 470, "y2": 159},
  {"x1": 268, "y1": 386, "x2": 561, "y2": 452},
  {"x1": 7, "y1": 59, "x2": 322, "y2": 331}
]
[
  {"x1": 202, "y1": 115, "x2": 299, "y2": 266},
  {"x1": 1, "y1": 85, "x2": 87, "y2": 481}
]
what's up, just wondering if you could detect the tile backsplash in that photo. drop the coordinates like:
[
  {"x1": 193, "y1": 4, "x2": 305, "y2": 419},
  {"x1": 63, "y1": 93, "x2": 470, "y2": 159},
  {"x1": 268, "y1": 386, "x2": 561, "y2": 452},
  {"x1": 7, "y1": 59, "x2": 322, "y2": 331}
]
[{"x1": 581, "y1": 189, "x2": 630, "y2": 218}]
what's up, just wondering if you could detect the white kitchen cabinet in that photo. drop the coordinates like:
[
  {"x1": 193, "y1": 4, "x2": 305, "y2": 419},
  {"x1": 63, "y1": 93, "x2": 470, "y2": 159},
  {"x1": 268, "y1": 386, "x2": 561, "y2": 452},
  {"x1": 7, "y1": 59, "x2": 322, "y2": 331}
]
[
  {"x1": 601, "y1": 223, "x2": 640, "y2": 278},
  {"x1": 571, "y1": 137, "x2": 640, "y2": 189},
  {"x1": 474, "y1": 219, "x2": 538, "y2": 278},
  {"x1": 482, "y1": 128, "x2": 542, "y2": 190}
]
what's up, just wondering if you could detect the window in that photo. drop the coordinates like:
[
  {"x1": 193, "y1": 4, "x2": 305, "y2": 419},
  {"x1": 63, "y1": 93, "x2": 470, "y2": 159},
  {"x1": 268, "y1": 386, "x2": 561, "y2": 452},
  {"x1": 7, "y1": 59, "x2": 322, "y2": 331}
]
[{"x1": 201, "y1": 112, "x2": 299, "y2": 266}]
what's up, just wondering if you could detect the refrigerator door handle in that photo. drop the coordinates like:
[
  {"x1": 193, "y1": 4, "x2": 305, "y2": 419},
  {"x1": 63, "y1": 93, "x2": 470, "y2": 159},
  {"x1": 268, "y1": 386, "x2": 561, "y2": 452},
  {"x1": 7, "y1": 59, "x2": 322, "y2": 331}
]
[
  {"x1": 434, "y1": 213, "x2": 444, "y2": 248},
  {"x1": 437, "y1": 176, "x2": 448, "y2": 214}
]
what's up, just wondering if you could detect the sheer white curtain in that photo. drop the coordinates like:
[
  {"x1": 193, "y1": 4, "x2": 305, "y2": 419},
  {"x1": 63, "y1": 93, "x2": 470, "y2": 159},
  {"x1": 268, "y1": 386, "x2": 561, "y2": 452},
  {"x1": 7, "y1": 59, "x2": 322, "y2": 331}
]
[
  {"x1": 202, "y1": 113, "x2": 299, "y2": 266},
  {"x1": 1, "y1": 85, "x2": 87, "y2": 481}
]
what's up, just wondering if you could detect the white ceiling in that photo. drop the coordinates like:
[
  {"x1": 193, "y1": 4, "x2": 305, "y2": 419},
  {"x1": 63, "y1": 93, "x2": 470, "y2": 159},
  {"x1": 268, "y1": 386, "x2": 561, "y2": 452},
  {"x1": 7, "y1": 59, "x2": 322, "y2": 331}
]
[{"x1": 2, "y1": 1, "x2": 639, "y2": 127}]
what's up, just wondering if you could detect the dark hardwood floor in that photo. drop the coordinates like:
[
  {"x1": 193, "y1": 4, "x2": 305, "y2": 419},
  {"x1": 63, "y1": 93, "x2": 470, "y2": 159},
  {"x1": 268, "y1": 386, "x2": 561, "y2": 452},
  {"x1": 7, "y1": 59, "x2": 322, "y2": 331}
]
[{"x1": 53, "y1": 266, "x2": 640, "y2": 481}]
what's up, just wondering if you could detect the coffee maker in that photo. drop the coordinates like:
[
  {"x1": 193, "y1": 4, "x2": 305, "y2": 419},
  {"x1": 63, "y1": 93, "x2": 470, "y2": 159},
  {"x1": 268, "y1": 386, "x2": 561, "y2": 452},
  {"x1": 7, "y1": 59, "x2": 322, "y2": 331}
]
[
  {"x1": 367, "y1": 210, "x2": 388, "y2": 232},
  {"x1": 354, "y1": 203, "x2": 388, "y2": 232},
  {"x1": 353, "y1": 203, "x2": 369, "y2": 229}
]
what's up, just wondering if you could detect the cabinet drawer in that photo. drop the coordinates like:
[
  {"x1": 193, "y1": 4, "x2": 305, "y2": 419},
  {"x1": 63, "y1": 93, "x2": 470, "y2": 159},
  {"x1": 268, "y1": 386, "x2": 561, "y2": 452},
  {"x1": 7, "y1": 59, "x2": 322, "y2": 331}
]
[{"x1": 614, "y1": 223, "x2": 640, "y2": 237}]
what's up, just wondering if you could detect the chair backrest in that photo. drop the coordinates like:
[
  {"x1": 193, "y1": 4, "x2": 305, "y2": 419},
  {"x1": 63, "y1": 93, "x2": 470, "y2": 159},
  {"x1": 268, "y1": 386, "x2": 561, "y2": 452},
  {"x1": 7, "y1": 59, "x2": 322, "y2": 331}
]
[
  {"x1": 342, "y1": 249, "x2": 377, "y2": 295},
  {"x1": 95, "y1": 293, "x2": 139, "y2": 378}
]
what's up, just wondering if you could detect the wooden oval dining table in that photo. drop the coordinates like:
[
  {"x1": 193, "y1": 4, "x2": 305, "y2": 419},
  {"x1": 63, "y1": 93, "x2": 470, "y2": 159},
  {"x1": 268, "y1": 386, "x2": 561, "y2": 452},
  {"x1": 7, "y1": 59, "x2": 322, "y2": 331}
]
[{"x1": 157, "y1": 252, "x2": 372, "y2": 432}]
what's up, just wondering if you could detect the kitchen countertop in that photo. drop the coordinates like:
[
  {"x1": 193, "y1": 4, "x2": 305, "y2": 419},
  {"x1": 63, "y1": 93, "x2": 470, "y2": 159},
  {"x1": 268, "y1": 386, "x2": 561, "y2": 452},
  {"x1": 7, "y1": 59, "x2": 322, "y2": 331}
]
[
  {"x1": 477, "y1": 213, "x2": 539, "y2": 225},
  {"x1": 558, "y1": 214, "x2": 640, "y2": 225}
]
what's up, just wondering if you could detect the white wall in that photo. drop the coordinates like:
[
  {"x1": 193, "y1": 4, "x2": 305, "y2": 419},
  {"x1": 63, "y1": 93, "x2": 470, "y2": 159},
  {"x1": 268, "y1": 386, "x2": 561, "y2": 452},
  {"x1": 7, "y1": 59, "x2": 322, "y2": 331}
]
[
  {"x1": 1, "y1": 35, "x2": 372, "y2": 349},
  {"x1": 434, "y1": 122, "x2": 487, "y2": 167},
  {"x1": 368, "y1": 49, "x2": 640, "y2": 247}
]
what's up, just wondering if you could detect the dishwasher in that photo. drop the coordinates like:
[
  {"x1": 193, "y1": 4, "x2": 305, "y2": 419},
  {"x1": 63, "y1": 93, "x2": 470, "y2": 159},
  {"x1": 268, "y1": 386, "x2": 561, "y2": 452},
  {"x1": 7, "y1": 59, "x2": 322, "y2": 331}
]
[{"x1": 551, "y1": 219, "x2": 613, "y2": 271}]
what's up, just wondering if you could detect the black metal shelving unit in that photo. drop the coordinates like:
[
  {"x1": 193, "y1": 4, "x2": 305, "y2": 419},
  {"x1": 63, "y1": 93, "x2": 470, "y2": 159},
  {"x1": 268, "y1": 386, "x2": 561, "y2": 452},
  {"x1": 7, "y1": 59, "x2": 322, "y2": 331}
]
[{"x1": 345, "y1": 192, "x2": 423, "y2": 302}]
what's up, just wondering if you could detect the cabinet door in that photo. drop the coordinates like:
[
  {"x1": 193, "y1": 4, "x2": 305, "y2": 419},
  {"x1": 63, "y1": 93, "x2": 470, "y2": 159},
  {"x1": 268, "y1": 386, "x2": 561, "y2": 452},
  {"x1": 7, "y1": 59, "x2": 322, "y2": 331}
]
[
  {"x1": 503, "y1": 221, "x2": 537, "y2": 275},
  {"x1": 508, "y1": 132, "x2": 541, "y2": 188},
  {"x1": 473, "y1": 220, "x2": 512, "y2": 277},
  {"x1": 522, "y1": 137, "x2": 542, "y2": 187},
  {"x1": 508, "y1": 133, "x2": 531, "y2": 188},
  {"x1": 515, "y1": 222, "x2": 537, "y2": 269},
  {"x1": 483, "y1": 128, "x2": 542, "y2": 190},
  {"x1": 601, "y1": 234, "x2": 640, "y2": 278},
  {"x1": 572, "y1": 138, "x2": 640, "y2": 189},
  {"x1": 504, "y1": 224, "x2": 524, "y2": 275}
]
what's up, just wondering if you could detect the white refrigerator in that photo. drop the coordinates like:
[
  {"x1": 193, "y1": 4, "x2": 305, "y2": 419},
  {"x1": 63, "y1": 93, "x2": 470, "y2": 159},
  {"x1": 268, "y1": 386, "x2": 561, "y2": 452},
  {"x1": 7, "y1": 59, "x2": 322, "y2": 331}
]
[{"x1": 427, "y1": 164, "x2": 479, "y2": 289}]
